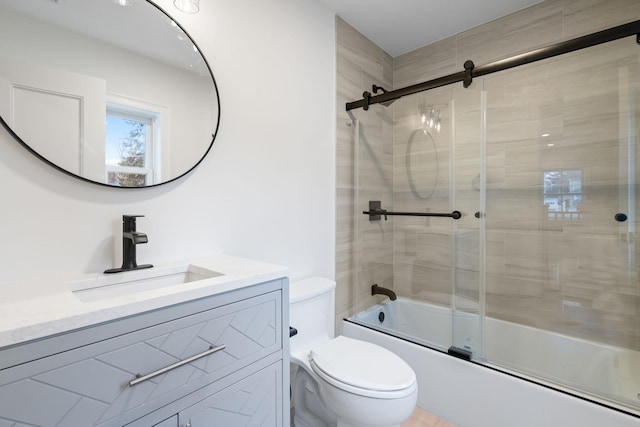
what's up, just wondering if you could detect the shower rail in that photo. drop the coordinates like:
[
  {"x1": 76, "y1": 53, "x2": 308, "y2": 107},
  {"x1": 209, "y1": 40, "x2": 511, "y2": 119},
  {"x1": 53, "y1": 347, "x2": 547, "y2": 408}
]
[
  {"x1": 364, "y1": 201, "x2": 461, "y2": 221},
  {"x1": 346, "y1": 19, "x2": 640, "y2": 111}
]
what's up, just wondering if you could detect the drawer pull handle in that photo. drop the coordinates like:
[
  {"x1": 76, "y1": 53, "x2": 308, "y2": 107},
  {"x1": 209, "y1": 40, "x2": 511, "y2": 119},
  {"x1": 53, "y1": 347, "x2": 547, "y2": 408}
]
[{"x1": 129, "y1": 344, "x2": 226, "y2": 387}]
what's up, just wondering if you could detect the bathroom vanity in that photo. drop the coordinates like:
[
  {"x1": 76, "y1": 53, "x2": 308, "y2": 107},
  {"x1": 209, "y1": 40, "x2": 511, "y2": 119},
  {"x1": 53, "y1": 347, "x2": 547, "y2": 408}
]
[{"x1": 0, "y1": 254, "x2": 289, "y2": 426}]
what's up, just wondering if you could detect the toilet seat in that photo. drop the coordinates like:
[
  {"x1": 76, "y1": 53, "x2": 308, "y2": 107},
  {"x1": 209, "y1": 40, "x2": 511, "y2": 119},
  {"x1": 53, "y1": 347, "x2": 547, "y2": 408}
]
[{"x1": 309, "y1": 336, "x2": 417, "y2": 399}]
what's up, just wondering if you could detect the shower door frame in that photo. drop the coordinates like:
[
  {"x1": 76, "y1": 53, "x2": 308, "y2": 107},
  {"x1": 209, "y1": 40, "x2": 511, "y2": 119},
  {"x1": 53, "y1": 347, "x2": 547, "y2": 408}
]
[{"x1": 347, "y1": 18, "x2": 640, "y2": 418}]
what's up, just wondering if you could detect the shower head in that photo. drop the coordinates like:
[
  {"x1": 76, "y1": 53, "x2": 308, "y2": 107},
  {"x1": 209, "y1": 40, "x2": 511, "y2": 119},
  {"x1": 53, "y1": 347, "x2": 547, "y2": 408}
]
[{"x1": 372, "y1": 84, "x2": 397, "y2": 107}]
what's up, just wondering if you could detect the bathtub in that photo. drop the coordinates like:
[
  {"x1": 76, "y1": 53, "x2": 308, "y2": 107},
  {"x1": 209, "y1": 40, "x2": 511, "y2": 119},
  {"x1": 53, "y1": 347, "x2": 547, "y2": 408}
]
[{"x1": 343, "y1": 297, "x2": 640, "y2": 427}]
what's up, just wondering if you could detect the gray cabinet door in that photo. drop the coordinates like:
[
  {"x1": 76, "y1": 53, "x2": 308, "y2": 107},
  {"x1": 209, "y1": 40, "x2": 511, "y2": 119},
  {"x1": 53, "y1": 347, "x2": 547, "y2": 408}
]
[
  {"x1": 0, "y1": 291, "x2": 281, "y2": 427},
  {"x1": 180, "y1": 363, "x2": 283, "y2": 427}
]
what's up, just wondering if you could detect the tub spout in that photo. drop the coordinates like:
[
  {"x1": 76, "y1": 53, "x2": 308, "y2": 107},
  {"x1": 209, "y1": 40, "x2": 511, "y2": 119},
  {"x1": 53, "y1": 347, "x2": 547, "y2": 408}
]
[{"x1": 372, "y1": 284, "x2": 397, "y2": 301}]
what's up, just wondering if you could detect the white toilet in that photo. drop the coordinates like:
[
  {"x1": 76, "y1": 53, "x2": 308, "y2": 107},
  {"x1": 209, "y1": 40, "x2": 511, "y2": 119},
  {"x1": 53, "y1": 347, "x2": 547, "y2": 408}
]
[{"x1": 290, "y1": 277, "x2": 418, "y2": 427}]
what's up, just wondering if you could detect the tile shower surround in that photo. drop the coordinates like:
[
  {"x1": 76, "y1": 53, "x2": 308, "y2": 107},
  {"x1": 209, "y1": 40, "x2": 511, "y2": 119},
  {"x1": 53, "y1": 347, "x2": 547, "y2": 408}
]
[{"x1": 336, "y1": 0, "x2": 640, "y2": 352}]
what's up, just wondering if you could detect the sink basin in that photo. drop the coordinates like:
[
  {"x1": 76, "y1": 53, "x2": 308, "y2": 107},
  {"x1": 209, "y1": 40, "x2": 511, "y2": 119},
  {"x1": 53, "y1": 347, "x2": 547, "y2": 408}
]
[{"x1": 69, "y1": 264, "x2": 223, "y2": 302}]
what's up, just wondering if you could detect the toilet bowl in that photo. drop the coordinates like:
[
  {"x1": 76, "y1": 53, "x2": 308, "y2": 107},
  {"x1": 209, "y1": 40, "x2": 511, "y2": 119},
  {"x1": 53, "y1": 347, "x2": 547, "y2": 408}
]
[{"x1": 290, "y1": 277, "x2": 417, "y2": 427}]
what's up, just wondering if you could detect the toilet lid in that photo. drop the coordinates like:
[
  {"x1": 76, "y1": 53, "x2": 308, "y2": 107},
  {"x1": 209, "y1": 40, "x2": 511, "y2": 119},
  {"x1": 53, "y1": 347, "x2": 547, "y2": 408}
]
[{"x1": 309, "y1": 336, "x2": 416, "y2": 397}]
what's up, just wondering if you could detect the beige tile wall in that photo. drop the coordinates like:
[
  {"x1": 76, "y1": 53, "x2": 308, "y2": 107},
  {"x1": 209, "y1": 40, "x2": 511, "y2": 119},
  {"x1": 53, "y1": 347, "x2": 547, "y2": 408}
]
[
  {"x1": 336, "y1": 17, "x2": 394, "y2": 329},
  {"x1": 335, "y1": 0, "x2": 640, "y2": 349}
]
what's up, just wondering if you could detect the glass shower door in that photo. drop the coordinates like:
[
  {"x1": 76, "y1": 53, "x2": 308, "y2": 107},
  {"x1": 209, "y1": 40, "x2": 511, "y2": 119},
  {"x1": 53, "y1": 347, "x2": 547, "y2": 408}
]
[
  {"x1": 391, "y1": 87, "x2": 458, "y2": 352},
  {"x1": 480, "y1": 37, "x2": 640, "y2": 411},
  {"x1": 449, "y1": 80, "x2": 484, "y2": 360},
  {"x1": 352, "y1": 100, "x2": 394, "y2": 318},
  {"x1": 389, "y1": 82, "x2": 485, "y2": 357}
]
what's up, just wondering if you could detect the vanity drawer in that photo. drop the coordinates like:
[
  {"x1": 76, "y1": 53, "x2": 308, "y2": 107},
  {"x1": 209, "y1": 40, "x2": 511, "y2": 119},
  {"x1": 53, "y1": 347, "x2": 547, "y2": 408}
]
[
  {"x1": 0, "y1": 290, "x2": 282, "y2": 427},
  {"x1": 179, "y1": 361, "x2": 283, "y2": 426}
]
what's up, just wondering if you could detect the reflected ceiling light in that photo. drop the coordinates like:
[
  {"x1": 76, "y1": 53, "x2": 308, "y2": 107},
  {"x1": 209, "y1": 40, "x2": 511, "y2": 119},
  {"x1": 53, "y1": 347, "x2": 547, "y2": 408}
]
[
  {"x1": 174, "y1": 0, "x2": 199, "y2": 13},
  {"x1": 113, "y1": 0, "x2": 136, "y2": 6},
  {"x1": 418, "y1": 102, "x2": 441, "y2": 133}
]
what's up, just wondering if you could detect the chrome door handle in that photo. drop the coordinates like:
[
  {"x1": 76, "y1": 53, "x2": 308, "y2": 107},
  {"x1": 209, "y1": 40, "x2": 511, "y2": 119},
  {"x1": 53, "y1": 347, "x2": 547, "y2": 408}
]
[{"x1": 129, "y1": 344, "x2": 226, "y2": 387}]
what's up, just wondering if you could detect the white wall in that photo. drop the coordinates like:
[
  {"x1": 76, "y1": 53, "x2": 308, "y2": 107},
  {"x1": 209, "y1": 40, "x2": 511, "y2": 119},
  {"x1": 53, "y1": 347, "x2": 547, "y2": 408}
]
[{"x1": 0, "y1": 0, "x2": 336, "y2": 285}]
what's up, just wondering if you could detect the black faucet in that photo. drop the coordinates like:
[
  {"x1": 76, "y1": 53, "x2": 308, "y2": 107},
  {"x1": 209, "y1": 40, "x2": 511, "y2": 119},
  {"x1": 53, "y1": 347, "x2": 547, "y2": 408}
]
[
  {"x1": 104, "y1": 215, "x2": 153, "y2": 274},
  {"x1": 372, "y1": 284, "x2": 397, "y2": 301}
]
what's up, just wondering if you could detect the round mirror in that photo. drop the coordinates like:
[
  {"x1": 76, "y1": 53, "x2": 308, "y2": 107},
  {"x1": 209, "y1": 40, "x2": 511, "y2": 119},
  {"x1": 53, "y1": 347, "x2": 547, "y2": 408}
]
[{"x1": 0, "y1": 0, "x2": 219, "y2": 188}]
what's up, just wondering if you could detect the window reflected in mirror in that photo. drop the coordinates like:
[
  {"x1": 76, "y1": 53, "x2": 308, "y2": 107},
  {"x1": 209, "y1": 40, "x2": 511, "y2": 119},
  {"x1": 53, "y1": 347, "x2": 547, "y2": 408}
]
[{"x1": 106, "y1": 106, "x2": 158, "y2": 187}]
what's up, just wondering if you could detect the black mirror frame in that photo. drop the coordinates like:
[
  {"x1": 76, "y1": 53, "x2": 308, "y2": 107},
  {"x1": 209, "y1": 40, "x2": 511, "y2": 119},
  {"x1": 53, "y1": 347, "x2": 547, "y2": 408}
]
[{"x1": 0, "y1": 0, "x2": 220, "y2": 189}]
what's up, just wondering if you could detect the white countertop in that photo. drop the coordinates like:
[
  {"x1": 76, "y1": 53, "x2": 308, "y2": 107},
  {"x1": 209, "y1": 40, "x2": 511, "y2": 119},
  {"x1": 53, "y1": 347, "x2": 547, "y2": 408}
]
[{"x1": 0, "y1": 254, "x2": 288, "y2": 348}]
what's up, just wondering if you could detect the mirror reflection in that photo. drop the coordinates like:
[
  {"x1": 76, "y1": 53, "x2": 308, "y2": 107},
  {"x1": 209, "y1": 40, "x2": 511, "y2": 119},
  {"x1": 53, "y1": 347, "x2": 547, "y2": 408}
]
[{"x1": 0, "y1": 0, "x2": 219, "y2": 187}]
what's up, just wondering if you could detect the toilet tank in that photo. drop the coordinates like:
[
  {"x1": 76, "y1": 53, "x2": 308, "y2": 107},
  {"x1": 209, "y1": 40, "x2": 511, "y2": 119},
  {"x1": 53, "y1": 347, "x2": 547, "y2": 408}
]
[{"x1": 289, "y1": 277, "x2": 336, "y2": 356}]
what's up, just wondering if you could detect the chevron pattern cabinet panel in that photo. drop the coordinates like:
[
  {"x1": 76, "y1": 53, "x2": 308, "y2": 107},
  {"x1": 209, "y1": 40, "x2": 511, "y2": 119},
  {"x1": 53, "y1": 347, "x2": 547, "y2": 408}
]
[
  {"x1": 180, "y1": 363, "x2": 282, "y2": 427},
  {"x1": 0, "y1": 286, "x2": 284, "y2": 427}
]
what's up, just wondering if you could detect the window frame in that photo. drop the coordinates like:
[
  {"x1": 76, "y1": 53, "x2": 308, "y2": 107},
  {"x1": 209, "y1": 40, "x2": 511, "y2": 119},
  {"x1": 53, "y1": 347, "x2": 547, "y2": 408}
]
[
  {"x1": 106, "y1": 108, "x2": 155, "y2": 185},
  {"x1": 543, "y1": 169, "x2": 583, "y2": 222},
  {"x1": 105, "y1": 93, "x2": 170, "y2": 186}
]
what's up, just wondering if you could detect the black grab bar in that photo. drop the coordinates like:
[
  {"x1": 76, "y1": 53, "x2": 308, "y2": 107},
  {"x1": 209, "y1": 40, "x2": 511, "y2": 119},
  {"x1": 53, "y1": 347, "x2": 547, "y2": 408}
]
[
  {"x1": 363, "y1": 209, "x2": 462, "y2": 220},
  {"x1": 364, "y1": 201, "x2": 461, "y2": 221}
]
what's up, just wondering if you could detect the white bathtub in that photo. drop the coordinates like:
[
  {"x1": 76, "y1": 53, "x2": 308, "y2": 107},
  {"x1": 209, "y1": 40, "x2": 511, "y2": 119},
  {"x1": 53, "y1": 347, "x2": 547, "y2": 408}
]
[{"x1": 343, "y1": 297, "x2": 640, "y2": 427}]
